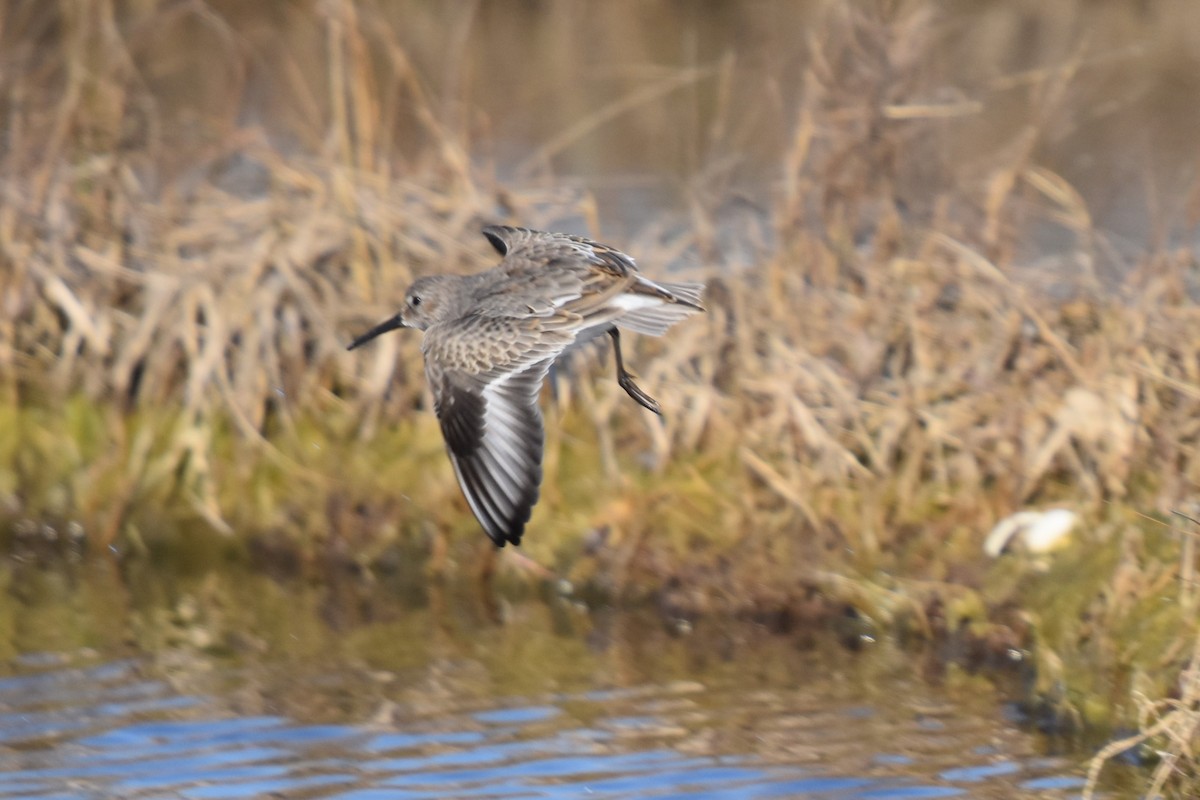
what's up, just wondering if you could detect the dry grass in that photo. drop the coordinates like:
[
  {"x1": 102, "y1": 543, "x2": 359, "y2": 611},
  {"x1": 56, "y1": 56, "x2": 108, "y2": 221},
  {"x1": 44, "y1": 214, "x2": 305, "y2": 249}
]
[
  {"x1": 2, "y1": 1, "x2": 1200, "y2": 792},
  {"x1": 1082, "y1": 510, "x2": 1200, "y2": 799}
]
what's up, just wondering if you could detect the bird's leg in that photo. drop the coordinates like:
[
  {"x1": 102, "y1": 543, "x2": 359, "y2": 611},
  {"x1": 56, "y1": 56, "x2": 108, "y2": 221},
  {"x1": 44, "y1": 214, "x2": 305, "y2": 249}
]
[{"x1": 608, "y1": 328, "x2": 662, "y2": 416}]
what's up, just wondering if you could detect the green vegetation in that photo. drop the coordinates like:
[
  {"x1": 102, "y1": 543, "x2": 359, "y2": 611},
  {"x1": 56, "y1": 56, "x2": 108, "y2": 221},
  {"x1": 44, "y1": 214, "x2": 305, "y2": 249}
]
[{"x1": 1, "y1": 1, "x2": 1199, "y2": 794}]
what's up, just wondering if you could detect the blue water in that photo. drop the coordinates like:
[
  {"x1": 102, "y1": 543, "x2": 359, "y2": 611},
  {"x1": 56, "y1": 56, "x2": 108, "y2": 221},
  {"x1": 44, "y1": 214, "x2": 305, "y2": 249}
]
[{"x1": 0, "y1": 562, "x2": 1122, "y2": 799}]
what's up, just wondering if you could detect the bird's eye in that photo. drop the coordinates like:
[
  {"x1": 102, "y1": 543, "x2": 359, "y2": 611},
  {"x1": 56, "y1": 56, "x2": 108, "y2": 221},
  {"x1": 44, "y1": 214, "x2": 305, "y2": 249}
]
[{"x1": 409, "y1": 294, "x2": 422, "y2": 308}]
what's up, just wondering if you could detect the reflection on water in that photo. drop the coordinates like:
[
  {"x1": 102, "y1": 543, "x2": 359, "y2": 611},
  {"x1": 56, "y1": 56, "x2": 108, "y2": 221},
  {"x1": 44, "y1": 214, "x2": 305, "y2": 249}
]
[{"x1": 0, "y1": 556, "x2": 1132, "y2": 798}]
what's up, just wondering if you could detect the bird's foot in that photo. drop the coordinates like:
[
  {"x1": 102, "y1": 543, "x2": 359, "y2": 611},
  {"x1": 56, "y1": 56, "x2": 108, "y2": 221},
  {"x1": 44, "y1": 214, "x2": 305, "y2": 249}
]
[{"x1": 618, "y1": 371, "x2": 663, "y2": 416}]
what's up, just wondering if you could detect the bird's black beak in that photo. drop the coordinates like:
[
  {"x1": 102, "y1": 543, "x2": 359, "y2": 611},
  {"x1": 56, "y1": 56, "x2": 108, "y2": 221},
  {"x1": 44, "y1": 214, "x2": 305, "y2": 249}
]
[{"x1": 347, "y1": 314, "x2": 405, "y2": 351}]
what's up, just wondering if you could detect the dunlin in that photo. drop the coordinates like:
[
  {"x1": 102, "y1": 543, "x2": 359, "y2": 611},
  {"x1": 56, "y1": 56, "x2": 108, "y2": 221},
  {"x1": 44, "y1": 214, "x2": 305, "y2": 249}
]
[{"x1": 348, "y1": 225, "x2": 705, "y2": 547}]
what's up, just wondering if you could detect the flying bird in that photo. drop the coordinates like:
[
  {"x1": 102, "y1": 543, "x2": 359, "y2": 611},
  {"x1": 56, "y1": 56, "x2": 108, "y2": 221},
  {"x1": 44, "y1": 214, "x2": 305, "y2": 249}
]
[{"x1": 347, "y1": 225, "x2": 705, "y2": 547}]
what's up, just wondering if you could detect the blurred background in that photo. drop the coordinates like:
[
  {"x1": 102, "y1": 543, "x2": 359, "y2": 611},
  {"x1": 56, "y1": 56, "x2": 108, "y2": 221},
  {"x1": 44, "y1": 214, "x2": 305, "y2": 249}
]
[
  {"x1": 0, "y1": 1, "x2": 1199, "y2": 797},
  {"x1": 7, "y1": 1, "x2": 1200, "y2": 236}
]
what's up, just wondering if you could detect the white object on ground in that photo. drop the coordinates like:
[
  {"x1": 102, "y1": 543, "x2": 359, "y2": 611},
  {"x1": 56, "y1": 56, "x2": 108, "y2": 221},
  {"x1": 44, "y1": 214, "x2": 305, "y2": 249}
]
[{"x1": 984, "y1": 508, "x2": 1080, "y2": 558}]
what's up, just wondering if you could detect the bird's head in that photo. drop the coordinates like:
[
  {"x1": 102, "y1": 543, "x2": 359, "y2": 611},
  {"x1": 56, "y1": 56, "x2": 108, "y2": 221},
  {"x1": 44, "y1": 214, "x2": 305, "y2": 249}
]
[{"x1": 347, "y1": 276, "x2": 450, "y2": 349}]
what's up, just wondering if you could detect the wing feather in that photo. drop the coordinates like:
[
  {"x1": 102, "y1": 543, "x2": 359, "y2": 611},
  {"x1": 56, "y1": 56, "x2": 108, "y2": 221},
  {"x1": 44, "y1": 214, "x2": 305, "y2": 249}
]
[
  {"x1": 482, "y1": 225, "x2": 638, "y2": 277},
  {"x1": 424, "y1": 314, "x2": 574, "y2": 546},
  {"x1": 439, "y1": 365, "x2": 551, "y2": 546},
  {"x1": 478, "y1": 226, "x2": 646, "y2": 330}
]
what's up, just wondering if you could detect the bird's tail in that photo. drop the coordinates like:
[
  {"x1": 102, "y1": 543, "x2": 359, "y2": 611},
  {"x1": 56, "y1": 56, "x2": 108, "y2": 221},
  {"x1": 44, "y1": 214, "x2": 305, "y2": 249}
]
[
  {"x1": 616, "y1": 280, "x2": 706, "y2": 336},
  {"x1": 659, "y1": 280, "x2": 705, "y2": 310}
]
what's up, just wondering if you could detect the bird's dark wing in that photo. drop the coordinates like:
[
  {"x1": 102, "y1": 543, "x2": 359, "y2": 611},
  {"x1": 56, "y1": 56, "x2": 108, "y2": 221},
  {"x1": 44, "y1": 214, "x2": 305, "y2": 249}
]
[{"x1": 423, "y1": 314, "x2": 575, "y2": 546}]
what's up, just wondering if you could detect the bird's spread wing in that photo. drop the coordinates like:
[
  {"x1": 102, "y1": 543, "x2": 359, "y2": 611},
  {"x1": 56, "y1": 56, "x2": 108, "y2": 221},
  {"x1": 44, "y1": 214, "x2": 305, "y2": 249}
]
[
  {"x1": 424, "y1": 314, "x2": 575, "y2": 546},
  {"x1": 480, "y1": 226, "x2": 640, "y2": 324},
  {"x1": 479, "y1": 226, "x2": 702, "y2": 333},
  {"x1": 482, "y1": 225, "x2": 638, "y2": 277}
]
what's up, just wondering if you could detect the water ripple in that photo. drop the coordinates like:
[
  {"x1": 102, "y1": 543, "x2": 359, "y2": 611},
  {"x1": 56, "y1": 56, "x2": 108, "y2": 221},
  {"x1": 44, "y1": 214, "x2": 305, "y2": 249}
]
[{"x1": 0, "y1": 650, "x2": 1094, "y2": 800}]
